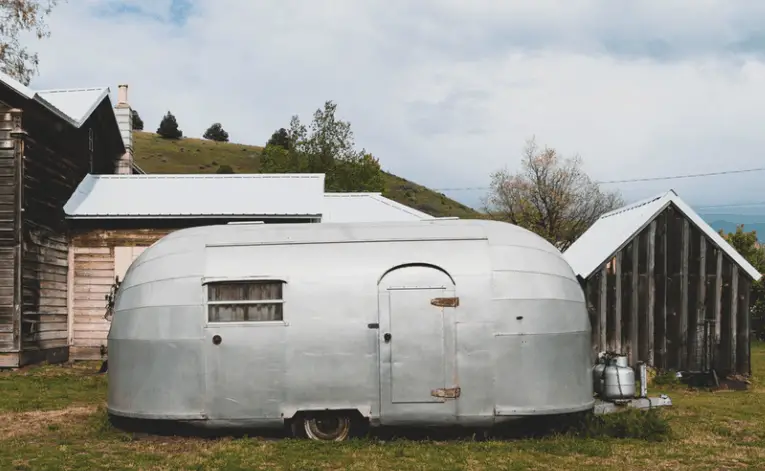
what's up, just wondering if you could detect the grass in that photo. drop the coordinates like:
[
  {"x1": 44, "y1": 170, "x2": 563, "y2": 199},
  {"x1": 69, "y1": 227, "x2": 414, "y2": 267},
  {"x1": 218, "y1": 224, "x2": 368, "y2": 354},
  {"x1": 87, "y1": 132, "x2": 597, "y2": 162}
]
[
  {"x1": 1, "y1": 343, "x2": 765, "y2": 470},
  {"x1": 133, "y1": 131, "x2": 481, "y2": 219}
]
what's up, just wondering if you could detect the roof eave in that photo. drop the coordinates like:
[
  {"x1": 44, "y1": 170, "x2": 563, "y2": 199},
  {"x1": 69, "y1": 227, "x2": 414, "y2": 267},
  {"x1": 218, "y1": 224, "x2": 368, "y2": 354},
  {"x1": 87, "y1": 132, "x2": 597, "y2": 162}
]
[{"x1": 64, "y1": 213, "x2": 322, "y2": 220}]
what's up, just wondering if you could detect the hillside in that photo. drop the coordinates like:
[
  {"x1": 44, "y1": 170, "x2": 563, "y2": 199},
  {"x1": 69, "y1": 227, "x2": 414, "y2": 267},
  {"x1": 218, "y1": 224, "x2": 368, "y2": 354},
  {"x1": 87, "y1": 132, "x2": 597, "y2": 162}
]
[{"x1": 132, "y1": 131, "x2": 480, "y2": 218}]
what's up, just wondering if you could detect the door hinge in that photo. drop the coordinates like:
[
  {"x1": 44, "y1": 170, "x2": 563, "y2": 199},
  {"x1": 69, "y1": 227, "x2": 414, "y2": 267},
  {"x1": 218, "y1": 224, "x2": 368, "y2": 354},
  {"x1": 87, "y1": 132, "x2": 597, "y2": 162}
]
[
  {"x1": 431, "y1": 387, "x2": 461, "y2": 399},
  {"x1": 431, "y1": 297, "x2": 459, "y2": 308}
]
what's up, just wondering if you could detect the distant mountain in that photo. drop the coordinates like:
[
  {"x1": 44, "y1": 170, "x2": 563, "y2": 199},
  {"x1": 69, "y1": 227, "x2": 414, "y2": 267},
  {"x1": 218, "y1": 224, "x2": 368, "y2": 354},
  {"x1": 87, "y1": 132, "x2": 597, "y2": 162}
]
[{"x1": 699, "y1": 214, "x2": 765, "y2": 241}]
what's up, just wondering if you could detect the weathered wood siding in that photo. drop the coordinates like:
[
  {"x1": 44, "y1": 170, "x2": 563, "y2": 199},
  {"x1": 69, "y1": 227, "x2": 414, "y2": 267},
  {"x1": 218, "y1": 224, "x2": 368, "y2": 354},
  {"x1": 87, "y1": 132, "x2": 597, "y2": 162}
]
[
  {"x1": 585, "y1": 204, "x2": 753, "y2": 376},
  {"x1": 18, "y1": 137, "x2": 84, "y2": 362},
  {"x1": 0, "y1": 85, "x2": 125, "y2": 367},
  {"x1": 0, "y1": 103, "x2": 18, "y2": 354},
  {"x1": 70, "y1": 228, "x2": 172, "y2": 360}
]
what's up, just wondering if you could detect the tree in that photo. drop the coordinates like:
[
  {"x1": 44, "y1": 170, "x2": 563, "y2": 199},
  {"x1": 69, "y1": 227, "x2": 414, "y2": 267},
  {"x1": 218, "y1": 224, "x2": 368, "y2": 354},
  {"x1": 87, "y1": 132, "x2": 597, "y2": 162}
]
[
  {"x1": 203, "y1": 122, "x2": 229, "y2": 142},
  {"x1": 0, "y1": 0, "x2": 61, "y2": 85},
  {"x1": 266, "y1": 127, "x2": 291, "y2": 150},
  {"x1": 216, "y1": 164, "x2": 235, "y2": 174},
  {"x1": 483, "y1": 137, "x2": 623, "y2": 250},
  {"x1": 720, "y1": 225, "x2": 765, "y2": 338},
  {"x1": 131, "y1": 109, "x2": 144, "y2": 131},
  {"x1": 156, "y1": 111, "x2": 182, "y2": 139},
  {"x1": 259, "y1": 101, "x2": 384, "y2": 192}
]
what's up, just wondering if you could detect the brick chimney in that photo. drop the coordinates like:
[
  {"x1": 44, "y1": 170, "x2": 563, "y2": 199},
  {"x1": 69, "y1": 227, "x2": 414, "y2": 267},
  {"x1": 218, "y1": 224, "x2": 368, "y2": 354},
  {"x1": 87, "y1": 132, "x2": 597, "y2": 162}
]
[{"x1": 113, "y1": 84, "x2": 133, "y2": 174}]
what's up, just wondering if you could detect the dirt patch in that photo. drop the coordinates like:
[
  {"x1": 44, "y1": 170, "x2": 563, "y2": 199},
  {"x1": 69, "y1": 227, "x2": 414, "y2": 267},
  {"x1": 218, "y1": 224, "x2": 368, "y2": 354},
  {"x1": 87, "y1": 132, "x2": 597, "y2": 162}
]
[{"x1": 0, "y1": 405, "x2": 96, "y2": 439}]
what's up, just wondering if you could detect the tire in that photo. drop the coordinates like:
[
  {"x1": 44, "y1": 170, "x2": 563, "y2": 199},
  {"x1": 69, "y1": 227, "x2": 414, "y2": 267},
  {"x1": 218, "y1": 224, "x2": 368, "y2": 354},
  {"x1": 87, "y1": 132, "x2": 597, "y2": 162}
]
[{"x1": 291, "y1": 412, "x2": 356, "y2": 441}]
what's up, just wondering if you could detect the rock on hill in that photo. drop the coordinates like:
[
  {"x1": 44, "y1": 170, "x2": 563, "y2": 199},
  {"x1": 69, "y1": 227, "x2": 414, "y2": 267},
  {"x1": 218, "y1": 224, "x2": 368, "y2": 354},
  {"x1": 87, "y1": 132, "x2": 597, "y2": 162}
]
[{"x1": 132, "y1": 131, "x2": 480, "y2": 218}]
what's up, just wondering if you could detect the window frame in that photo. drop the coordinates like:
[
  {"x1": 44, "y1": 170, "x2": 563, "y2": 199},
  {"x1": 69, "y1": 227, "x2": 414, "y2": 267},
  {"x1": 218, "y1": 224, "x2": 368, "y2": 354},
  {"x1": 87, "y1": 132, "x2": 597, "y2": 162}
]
[{"x1": 202, "y1": 276, "x2": 289, "y2": 326}]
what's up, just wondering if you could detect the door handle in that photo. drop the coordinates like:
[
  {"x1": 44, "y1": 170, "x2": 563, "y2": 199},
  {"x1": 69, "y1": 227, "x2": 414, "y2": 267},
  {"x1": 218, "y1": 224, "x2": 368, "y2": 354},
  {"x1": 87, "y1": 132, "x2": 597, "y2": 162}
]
[
  {"x1": 384, "y1": 333, "x2": 392, "y2": 343},
  {"x1": 212, "y1": 335, "x2": 222, "y2": 345}
]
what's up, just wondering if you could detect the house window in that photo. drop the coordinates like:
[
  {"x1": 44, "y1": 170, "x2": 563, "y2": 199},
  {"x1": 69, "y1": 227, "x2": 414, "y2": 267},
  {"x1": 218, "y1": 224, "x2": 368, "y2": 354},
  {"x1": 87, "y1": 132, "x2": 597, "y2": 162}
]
[{"x1": 207, "y1": 280, "x2": 284, "y2": 322}]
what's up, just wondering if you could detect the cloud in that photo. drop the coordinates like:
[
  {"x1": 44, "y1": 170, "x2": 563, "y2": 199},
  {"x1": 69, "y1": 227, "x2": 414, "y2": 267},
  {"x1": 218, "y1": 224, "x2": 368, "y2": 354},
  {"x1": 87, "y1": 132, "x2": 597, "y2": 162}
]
[{"x1": 21, "y1": 0, "x2": 765, "y2": 210}]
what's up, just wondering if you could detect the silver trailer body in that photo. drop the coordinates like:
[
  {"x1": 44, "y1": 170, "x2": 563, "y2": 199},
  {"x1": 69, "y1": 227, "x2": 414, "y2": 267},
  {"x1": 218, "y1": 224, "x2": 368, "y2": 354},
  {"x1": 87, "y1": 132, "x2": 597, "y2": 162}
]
[{"x1": 107, "y1": 219, "x2": 594, "y2": 431}]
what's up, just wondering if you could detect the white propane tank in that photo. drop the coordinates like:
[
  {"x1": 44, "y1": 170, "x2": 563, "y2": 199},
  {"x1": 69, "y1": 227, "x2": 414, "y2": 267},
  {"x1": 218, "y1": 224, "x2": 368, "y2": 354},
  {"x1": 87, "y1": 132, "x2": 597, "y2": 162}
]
[
  {"x1": 602, "y1": 355, "x2": 636, "y2": 401},
  {"x1": 592, "y1": 354, "x2": 607, "y2": 395}
]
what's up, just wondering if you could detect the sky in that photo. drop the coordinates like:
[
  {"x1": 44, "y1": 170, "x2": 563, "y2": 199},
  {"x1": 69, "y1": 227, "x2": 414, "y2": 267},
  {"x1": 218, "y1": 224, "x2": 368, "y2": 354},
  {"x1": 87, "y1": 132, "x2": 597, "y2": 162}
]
[{"x1": 21, "y1": 0, "x2": 765, "y2": 213}]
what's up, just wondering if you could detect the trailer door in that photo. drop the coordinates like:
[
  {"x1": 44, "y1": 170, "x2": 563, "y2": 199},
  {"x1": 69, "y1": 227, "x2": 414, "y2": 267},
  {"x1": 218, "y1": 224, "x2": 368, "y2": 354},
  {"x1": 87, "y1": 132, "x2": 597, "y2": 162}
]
[{"x1": 378, "y1": 264, "x2": 458, "y2": 424}]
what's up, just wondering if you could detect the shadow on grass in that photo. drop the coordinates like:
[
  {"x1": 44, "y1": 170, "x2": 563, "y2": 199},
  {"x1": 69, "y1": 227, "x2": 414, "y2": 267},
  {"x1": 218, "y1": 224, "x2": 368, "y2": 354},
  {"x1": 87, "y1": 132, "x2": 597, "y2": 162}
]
[{"x1": 97, "y1": 406, "x2": 672, "y2": 445}]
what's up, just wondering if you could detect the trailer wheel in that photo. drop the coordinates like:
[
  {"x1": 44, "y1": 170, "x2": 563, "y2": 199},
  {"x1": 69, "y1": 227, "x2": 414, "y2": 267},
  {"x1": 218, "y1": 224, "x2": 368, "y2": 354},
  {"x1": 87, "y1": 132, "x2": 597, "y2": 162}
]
[{"x1": 293, "y1": 413, "x2": 354, "y2": 441}]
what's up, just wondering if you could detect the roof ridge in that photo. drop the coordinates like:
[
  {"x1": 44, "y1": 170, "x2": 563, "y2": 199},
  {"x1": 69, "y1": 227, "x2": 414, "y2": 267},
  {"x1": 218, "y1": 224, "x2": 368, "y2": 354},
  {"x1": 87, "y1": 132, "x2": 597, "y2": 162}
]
[
  {"x1": 89, "y1": 173, "x2": 325, "y2": 179},
  {"x1": 37, "y1": 86, "x2": 109, "y2": 94},
  {"x1": 600, "y1": 191, "x2": 673, "y2": 219}
]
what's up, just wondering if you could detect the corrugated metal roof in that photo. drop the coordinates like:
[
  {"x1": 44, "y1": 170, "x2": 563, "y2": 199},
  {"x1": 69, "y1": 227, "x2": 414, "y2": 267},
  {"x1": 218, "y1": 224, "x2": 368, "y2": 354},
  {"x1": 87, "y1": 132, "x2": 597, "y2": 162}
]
[
  {"x1": 563, "y1": 190, "x2": 762, "y2": 281},
  {"x1": 64, "y1": 174, "x2": 326, "y2": 219},
  {"x1": 0, "y1": 71, "x2": 112, "y2": 128},
  {"x1": 322, "y1": 193, "x2": 435, "y2": 223},
  {"x1": 37, "y1": 87, "x2": 111, "y2": 127}
]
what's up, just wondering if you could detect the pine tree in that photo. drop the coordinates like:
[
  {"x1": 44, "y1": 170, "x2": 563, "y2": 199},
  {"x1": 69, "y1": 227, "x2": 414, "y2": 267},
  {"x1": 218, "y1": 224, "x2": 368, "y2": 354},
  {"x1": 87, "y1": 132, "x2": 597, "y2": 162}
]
[
  {"x1": 203, "y1": 122, "x2": 229, "y2": 142},
  {"x1": 131, "y1": 109, "x2": 144, "y2": 131},
  {"x1": 157, "y1": 111, "x2": 182, "y2": 139},
  {"x1": 266, "y1": 128, "x2": 291, "y2": 149}
]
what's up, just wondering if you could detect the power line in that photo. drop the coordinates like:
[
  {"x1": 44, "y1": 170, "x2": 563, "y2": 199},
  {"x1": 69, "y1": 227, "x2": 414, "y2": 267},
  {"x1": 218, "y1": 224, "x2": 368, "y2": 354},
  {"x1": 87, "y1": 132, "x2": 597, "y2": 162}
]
[
  {"x1": 695, "y1": 201, "x2": 765, "y2": 209},
  {"x1": 432, "y1": 166, "x2": 765, "y2": 192}
]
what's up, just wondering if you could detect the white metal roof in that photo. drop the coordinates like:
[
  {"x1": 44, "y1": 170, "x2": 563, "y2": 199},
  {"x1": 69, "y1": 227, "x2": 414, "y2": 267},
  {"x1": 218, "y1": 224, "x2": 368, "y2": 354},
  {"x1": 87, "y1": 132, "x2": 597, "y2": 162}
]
[
  {"x1": 563, "y1": 190, "x2": 762, "y2": 281},
  {"x1": 0, "y1": 71, "x2": 112, "y2": 128},
  {"x1": 321, "y1": 193, "x2": 435, "y2": 223},
  {"x1": 37, "y1": 87, "x2": 111, "y2": 127},
  {"x1": 64, "y1": 174, "x2": 326, "y2": 219}
]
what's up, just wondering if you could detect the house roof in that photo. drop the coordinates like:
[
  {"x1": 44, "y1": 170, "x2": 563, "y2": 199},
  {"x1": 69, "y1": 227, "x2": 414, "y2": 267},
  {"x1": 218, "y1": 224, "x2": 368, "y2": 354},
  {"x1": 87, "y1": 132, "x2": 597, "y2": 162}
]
[
  {"x1": 563, "y1": 190, "x2": 762, "y2": 282},
  {"x1": 322, "y1": 193, "x2": 435, "y2": 223},
  {"x1": 64, "y1": 174, "x2": 326, "y2": 219},
  {"x1": 0, "y1": 71, "x2": 112, "y2": 128}
]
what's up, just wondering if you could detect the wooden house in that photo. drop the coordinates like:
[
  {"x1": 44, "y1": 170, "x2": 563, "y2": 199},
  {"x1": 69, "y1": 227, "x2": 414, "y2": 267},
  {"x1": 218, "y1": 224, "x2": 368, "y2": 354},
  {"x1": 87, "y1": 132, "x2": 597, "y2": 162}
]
[
  {"x1": 0, "y1": 72, "x2": 135, "y2": 367},
  {"x1": 563, "y1": 190, "x2": 761, "y2": 377}
]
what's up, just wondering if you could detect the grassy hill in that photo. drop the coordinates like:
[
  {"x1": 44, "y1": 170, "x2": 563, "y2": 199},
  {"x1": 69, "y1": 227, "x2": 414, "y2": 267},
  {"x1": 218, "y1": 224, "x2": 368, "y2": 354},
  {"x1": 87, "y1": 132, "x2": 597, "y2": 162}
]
[{"x1": 132, "y1": 131, "x2": 480, "y2": 218}]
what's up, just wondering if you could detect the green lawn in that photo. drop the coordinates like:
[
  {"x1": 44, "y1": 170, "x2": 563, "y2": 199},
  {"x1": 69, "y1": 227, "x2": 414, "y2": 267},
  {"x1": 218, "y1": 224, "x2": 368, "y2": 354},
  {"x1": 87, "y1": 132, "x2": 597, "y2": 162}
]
[
  {"x1": 133, "y1": 131, "x2": 481, "y2": 219},
  {"x1": 2, "y1": 344, "x2": 764, "y2": 470}
]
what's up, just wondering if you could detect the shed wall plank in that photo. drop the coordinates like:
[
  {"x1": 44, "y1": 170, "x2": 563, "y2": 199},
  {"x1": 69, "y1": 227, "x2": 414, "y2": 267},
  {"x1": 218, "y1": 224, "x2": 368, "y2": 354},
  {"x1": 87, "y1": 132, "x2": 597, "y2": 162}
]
[
  {"x1": 729, "y1": 266, "x2": 738, "y2": 372},
  {"x1": 678, "y1": 218, "x2": 689, "y2": 370}
]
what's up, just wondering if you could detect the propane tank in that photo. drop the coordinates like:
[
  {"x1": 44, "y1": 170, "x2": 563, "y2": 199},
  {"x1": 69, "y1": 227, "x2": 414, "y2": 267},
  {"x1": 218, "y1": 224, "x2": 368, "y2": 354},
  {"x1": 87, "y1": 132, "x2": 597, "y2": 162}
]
[
  {"x1": 602, "y1": 355, "x2": 636, "y2": 400},
  {"x1": 592, "y1": 354, "x2": 607, "y2": 395}
]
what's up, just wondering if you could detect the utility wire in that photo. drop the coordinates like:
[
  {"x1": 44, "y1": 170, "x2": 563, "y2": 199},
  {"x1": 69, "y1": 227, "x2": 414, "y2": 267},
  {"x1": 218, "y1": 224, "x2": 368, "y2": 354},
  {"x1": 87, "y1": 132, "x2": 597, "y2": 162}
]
[
  {"x1": 695, "y1": 201, "x2": 765, "y2": 209},
  {"x1": 432, "y1": 166, "x2": 765, "y2": 192}
]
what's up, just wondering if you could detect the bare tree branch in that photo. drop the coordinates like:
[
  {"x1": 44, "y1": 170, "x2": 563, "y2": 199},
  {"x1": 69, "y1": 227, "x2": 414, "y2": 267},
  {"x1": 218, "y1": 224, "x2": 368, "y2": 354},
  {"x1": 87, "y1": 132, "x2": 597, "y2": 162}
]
[
  {"x1": 483, "y1": 137, "x2": 624, "y2": 250},
  {"x1": 0, "y1": 0, "x2": 62, "y2": 85}
]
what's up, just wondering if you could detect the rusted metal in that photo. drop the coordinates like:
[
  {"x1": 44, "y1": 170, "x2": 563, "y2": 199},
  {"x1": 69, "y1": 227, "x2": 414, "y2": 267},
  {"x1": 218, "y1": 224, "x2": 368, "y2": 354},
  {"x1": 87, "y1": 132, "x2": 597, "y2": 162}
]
[
  {"x1": 430, "y1": 296, "x2": 459, "y2": 308},
  {"x1": 71, "y1": 228, "x2": 173, "y2": 247},
  {"x1": 430, "y1": 387, "x2": 461, "y2": 399}
]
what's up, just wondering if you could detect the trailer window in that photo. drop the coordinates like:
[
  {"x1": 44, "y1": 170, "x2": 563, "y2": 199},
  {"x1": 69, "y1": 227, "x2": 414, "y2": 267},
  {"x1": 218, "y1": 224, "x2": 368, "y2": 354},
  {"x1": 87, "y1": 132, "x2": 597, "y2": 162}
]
[{"x1": 207, "y1": 280, "x2": 284, "y2": 322}]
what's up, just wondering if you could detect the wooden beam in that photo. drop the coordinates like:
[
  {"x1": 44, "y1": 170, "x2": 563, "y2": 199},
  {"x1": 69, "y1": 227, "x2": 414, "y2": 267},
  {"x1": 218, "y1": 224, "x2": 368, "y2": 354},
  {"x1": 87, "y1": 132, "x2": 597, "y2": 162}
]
[
  {"x1": 730, "y1": 266, "x2": 738, "y2": 372},
  {"x1": 697, "y1": 235, "x2": 707, "y2": 370},
  {"x1": 742, "y1": 280, "x2": 751, "y2": 376},
  {"x1": 714, "y1": 250, "x2": 723, "y2": 347},
  {"x1": 679, "y1": 219, "x2": 689, "y2": 370},
  {"x1": 658, "y1": 213, "x2": 668, "y2": 369},
  {"x1": 630, "y1": 241, "x2": 639, "y2": 366},
  {"x1": 614, "y1": 251, "x2": 622, "y2": 354},
  {"x1": 646, "y1": 221, "x2": 656, "y2": 366},
  {"x1": 67, "y1": 246, "x2": 75, "y2": 347},
  {"x1": 11, "y1": 108, "x2": 24, "y2": 353},
  {"x1": 599, "y1": 266, "x2": 607, "y2": 352}
]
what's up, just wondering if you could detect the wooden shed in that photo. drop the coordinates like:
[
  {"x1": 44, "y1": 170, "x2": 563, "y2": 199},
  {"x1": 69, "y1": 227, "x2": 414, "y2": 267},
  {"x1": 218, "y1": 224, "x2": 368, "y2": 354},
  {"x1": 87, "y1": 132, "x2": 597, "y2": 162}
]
[
  {"x1": 564, "y1": 190, "x2": 761, "y2": 377},
  {"x1": 0, "y1": 72, "x2": 129, "y2": 368}
]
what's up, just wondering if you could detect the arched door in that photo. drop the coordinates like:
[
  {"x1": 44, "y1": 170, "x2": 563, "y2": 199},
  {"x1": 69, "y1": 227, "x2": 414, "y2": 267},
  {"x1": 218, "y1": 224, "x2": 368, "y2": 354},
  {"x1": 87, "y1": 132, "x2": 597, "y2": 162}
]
[{"x1": 377, "y1": 264, "x2": 459, "y2": 424}]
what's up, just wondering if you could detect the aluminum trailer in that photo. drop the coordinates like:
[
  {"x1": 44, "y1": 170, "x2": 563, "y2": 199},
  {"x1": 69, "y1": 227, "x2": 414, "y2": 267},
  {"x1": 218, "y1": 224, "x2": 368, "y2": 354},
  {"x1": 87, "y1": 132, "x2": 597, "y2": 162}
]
[{"x1": 107, "y1": 219, "x2": 618, "y2": 440}]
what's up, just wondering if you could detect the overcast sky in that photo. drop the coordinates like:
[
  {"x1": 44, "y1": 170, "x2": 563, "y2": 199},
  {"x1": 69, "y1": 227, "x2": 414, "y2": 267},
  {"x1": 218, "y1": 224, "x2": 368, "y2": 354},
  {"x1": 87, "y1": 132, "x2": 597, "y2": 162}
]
[{"x1": 24, "y1": 0, "x2": 765, "y2": 212}]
